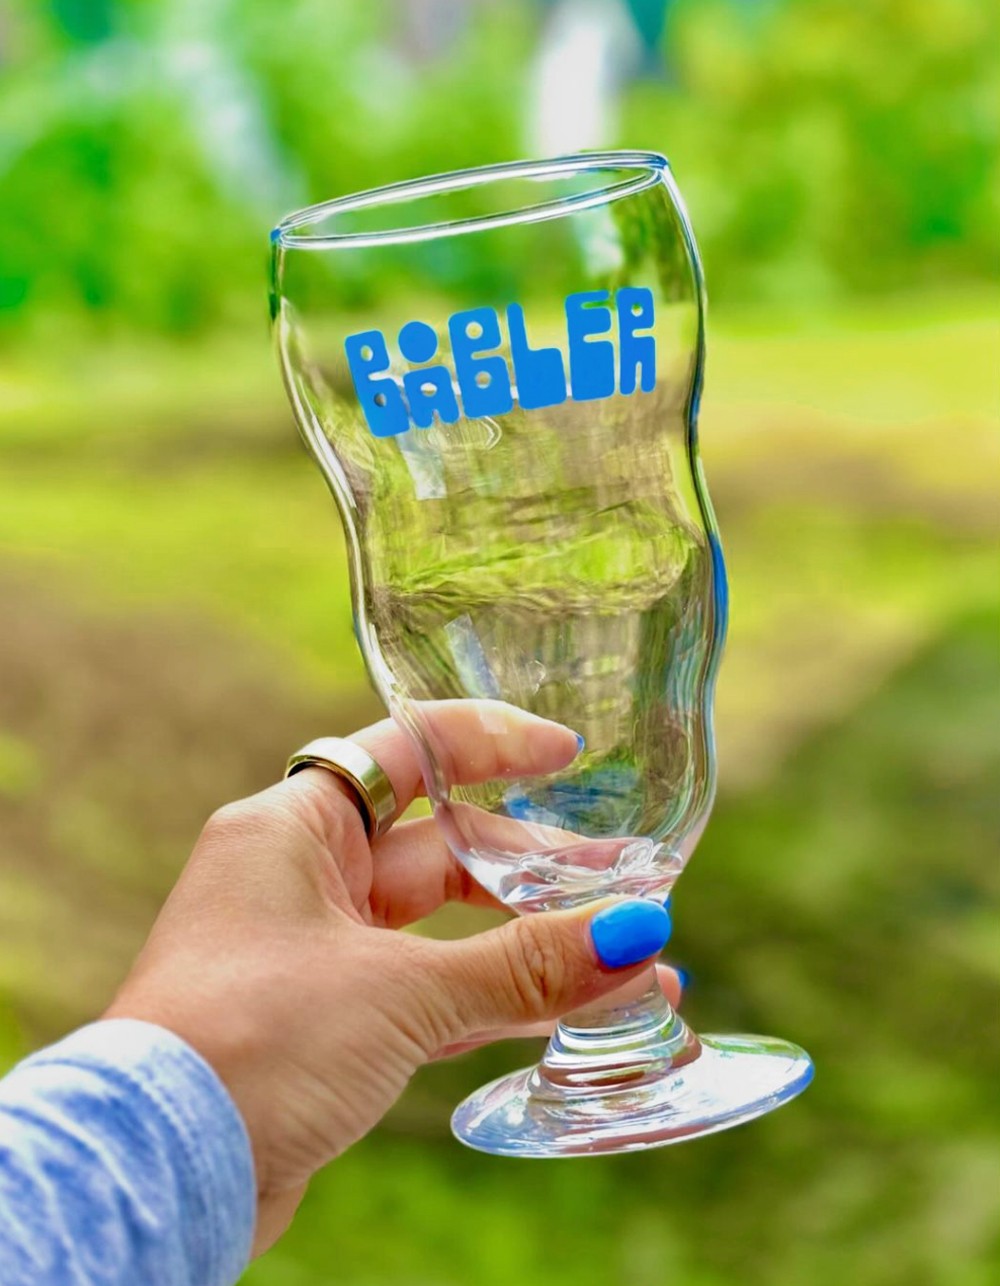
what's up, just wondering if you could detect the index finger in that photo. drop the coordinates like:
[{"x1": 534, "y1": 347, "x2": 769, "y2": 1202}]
[{"x1": 350, "y1": 699, "x2": 581, "y2": 823}]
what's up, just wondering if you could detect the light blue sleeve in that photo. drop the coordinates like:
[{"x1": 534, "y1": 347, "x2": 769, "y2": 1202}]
[{"x1": 0, "y1": 1018, "x2": 256, "y2": 1286}]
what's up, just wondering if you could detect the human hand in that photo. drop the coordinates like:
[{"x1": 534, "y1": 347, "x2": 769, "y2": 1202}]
[{"x1": 105, "y1": 704, "x2": 679, "y2": 1254}]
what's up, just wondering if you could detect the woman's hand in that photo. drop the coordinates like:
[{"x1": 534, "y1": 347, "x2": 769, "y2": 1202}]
[{"x1": 105, "y1": 705, "x2": 679, "y2": 1254}]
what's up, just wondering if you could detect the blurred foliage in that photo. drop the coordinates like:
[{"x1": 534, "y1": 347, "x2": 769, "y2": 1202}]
[
  {"x1": 641, "y1": 0, "x2": 1000, "y2": 301},
  {"x1": 0, "y1": 0, "x2": 997, "y2": 338},
  {"x1": 0, "y1": 2, "x2": 998, "y2": 1285}
]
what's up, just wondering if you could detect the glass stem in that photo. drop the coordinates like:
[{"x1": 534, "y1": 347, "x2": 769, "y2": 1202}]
[{"x1": 530, "y1": 966, "x2": 701, "y2": 1100}]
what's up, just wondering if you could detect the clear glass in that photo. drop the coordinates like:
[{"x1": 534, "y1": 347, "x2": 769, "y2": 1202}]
[{"x1": 269, "y1": 151, "x2": 812, "y2": 1155}]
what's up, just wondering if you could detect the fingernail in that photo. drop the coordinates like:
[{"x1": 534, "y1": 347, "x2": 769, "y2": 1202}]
[
  {"x1": 574, "y1": 733, "x2": 586, "y2": 753},
  {"x1": 590, "y1": 900, "x2": 672, "y2": 969},
  {"x1": 664, "y1": 894, "x2": 672, "y2": 911},
  {"x1": 675, "y1": 966, "x2": 691, "y2": 993}
]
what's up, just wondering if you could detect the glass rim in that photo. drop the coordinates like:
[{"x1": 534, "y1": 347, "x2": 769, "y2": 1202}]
[{"x1": 271, "y1": 150, "x2": 669, "y2": 251}]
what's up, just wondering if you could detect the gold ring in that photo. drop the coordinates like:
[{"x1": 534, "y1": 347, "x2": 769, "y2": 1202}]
[{"x1": 284, "y1": 737, "x2": 397, "y2": 841}]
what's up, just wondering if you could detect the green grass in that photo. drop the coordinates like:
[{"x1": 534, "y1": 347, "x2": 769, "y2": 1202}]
[{"x1": 0, "y1": 456, "x2": 366, "y2": 693}]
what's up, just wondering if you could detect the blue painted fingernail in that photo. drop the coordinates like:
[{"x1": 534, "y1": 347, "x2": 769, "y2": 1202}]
[
  {"x1": 590, "y1": 900, "x2": 672, "y2": 969},
  {"x1": 664, "y1": 894, "x2": 673, "y2": 911},
  {"x1": 675, "y1": 966, "x2": 692, "y2": 992},
  {"x1": 574, "y1": 733, "x2": 586, "y2": 753}
]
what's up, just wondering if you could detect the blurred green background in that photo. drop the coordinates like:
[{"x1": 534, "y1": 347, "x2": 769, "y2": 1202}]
[{"x1": 1, "y1": 1, "x2": 997, "y2": 1283}]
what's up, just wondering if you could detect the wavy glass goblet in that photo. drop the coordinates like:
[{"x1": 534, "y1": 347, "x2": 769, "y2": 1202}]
[{"x1": 270, "y1": 152, "x2": 812, "y2": 1156}]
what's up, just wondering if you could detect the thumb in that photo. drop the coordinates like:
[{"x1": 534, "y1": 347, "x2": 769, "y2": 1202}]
[{"x1": 420, "y1": 899, "x2": 673, "y2": 1041}]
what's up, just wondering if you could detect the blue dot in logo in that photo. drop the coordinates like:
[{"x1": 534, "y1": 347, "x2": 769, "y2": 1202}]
[{"x1": 398, "y1": 320, "x2": 439, "y2": 364}]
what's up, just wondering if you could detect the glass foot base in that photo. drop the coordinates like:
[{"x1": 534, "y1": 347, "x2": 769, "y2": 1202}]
[{"x1": 451, "y1": 1034, "x2": 813, "y2": 1157}]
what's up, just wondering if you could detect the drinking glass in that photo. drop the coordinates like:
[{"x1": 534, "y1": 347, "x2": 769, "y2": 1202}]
[{"x1": 269, "y1": 151, "x2": 812, "y2": 1156}]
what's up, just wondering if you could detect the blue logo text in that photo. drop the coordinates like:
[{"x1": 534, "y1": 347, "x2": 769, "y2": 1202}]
[{"x1": 345, "y1": 287, "x2": 656, "y2": 438}]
